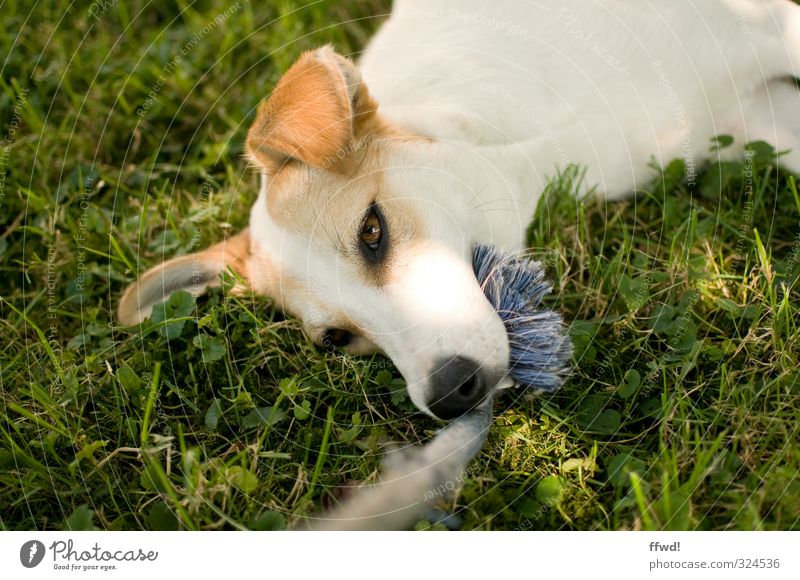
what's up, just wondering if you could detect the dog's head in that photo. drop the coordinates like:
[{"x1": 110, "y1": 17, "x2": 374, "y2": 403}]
[{"x1": 119, "y1": 46, "x2": 510, "y2": 419}]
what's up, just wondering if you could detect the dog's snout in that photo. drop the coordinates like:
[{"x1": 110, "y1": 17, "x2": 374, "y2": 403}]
[{"x1": 427, "y1": 356, "x2": 491, "y2": 420}]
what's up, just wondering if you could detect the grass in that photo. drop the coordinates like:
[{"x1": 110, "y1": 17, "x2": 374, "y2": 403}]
[{"x1": 1, "y1": 0, "x2": 799, "y2": 531}]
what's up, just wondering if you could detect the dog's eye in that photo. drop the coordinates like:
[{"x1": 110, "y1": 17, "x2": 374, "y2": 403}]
[
  {"x1": 359, "y1": 204, "x2": 385, "y2": 258},
  {"x1": 321, "y1": 328, "x2": 353, "y2": 349}
]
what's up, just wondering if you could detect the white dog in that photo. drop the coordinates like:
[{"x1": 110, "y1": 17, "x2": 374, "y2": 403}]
[{"x1": 119, "y1": 0, "x2": 800, "y2": 419}]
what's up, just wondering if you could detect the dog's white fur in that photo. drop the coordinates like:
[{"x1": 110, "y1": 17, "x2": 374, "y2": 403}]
[{"x1": 119, "y1": 0, "x2": 800, "y2": 418}]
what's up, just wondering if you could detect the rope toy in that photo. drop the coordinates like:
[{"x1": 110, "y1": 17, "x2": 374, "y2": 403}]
[{"x1": 302, "y1": 244, "x2": 572, "y2": 530}]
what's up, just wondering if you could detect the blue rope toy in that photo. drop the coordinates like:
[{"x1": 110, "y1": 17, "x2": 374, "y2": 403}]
[
  {"x1": 473, "y1": 243, "x2": 572, "y2": 393},
  {"x1": 305, "y1": 244, "x2": 572, "y2": 530}
]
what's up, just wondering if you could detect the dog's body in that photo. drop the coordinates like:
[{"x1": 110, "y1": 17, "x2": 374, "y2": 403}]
[
  {"x1": 119, "y1": 0, "x2": 800, "y2": 419},
  {"x1": 361, "y1": 0, "x2": 800, "y2": 200}
]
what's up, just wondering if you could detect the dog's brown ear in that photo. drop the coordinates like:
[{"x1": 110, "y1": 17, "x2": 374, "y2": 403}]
[
  {"x1": 245, "y1": 45, "x2": 378, "y2": 172},
  {"x1": 117, "y1": 229, "x2": 252, "y2": 326}
]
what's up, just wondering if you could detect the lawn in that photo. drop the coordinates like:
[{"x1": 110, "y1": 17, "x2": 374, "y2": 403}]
[{"x1": 1, "y1": 0, "x2": 798, "y2": 531}]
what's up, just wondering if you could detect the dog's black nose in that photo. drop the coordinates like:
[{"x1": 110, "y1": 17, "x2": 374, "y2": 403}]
[{"x1": 426, "y1": 356, "x2": 490, "y2": 420}]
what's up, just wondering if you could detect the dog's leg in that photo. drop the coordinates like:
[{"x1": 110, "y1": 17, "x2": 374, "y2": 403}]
[
  {"x1": 300, "y1": 403, "x2": 493, "y2": 531},
  {"x1": 719, "y1": 79, "x2": 800, "y2": 173},
  {"x1": 733, "y1": 0, "x2": 800, "y2": 79},
  {"x1": 780, "y1": 0, "x2": 800, "y2": 79}
]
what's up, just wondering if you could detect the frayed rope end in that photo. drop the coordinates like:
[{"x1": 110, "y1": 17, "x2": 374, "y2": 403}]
[{"x1": 473, "y1": 244, "x2": 572, "y2": 392}]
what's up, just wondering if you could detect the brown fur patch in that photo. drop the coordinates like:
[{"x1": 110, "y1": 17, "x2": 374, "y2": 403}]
[
  {"x1": 203, "y1": 228, "x2": 252, "y2": 280},
  {"x1": 117, "y1": 229, "x2": 254, "y2": 326},
  {"x1": 246, "y1": 47, "x2": 379, "y2": 173}
]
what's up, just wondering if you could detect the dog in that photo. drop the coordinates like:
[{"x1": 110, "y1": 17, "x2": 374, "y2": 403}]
[{"x1": 118, "y1": 0, "x2": 800, "y2": 420}]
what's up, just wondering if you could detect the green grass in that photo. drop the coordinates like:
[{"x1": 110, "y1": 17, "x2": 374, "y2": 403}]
[{"x1": 1, "y1": 0, "x2": 799, "y2": 531}]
